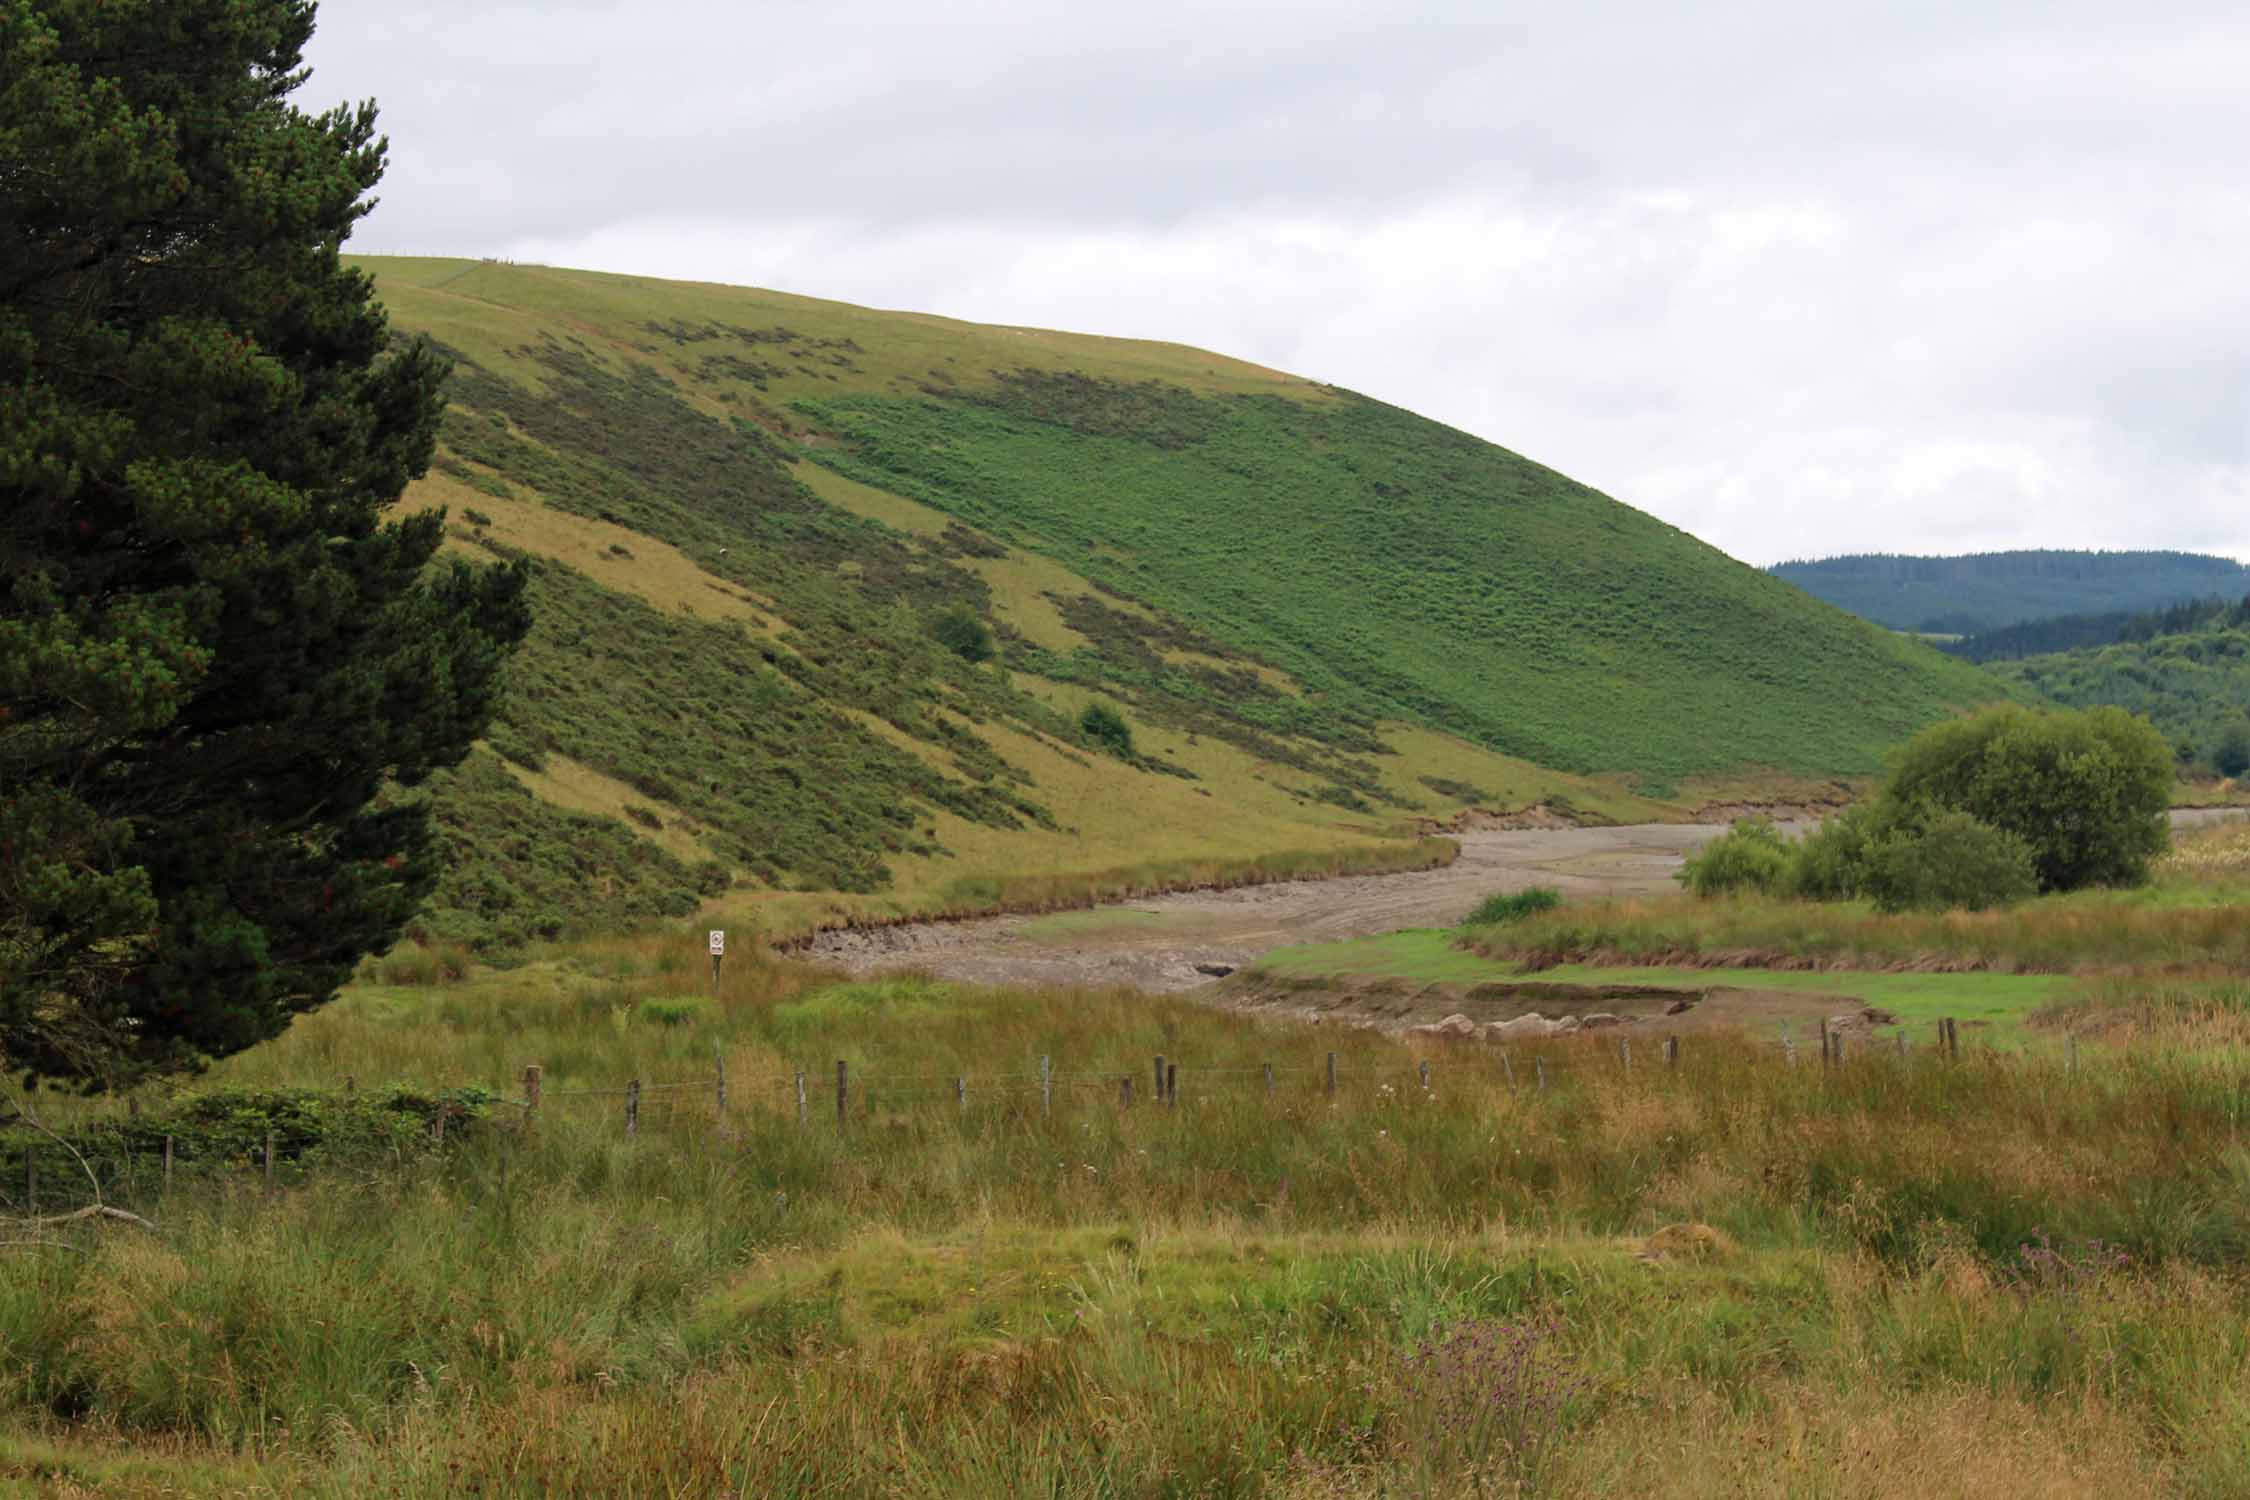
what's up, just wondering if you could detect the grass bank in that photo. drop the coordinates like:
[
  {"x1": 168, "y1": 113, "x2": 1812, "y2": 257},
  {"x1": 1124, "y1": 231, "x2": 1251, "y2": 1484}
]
[{"x1": 11, "y1": 945, "x2": 2250, "y2": 1495}]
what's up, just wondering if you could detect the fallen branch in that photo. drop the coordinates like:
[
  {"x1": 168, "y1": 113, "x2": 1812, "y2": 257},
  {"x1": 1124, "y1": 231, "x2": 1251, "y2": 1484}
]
[
  {"x1": 4, "y1": 1085, "x2": 161, "y2": 1242},
  {"x1": 9, "y1": 1203, "x2": 155, "y2": 1230}
]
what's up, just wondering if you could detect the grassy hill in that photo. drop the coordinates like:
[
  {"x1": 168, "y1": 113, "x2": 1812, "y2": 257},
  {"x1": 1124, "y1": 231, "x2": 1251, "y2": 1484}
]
[
  {"x1": 1771, "y1": 549, "x2": 2250, "y2": 635},
  {"x1": 352, "y1": 257, "x2": 1997, "y2": 946}
]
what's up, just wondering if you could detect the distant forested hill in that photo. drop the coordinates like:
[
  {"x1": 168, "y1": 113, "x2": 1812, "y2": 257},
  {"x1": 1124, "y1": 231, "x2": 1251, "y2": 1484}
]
[
  {"x1": 1770, "y1": 551, "x2": 2250, "y2": 635},
  {"x1": 1943, "y1": 596, "x2": 2250, "y2": 664},
  {"x1": 1982, "y1": 601, "x2": 2250, "y2": 768}
]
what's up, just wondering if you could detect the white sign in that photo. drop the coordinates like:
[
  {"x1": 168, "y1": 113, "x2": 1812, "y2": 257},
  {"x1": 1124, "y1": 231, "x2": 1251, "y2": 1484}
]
[{"x1": 708, "y1": 929, "x2": 725, "y2": 955}]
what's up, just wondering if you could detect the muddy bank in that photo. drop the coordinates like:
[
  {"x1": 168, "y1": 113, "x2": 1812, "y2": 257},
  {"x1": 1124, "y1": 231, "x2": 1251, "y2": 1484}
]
[
  {"x1": 1213, "y1": 969, "x2": 1885, "y2": 1042},
  {"x1": 803, "y1": 809, "x2": 2239, "y2": 998},
  {"x1": 804, "y1": 821, "x2": 1759, "y2": 992}
]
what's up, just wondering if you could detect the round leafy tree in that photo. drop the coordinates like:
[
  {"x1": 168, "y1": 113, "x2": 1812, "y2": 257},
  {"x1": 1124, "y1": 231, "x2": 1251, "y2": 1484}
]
[
  {"x1": 1883, "y1": 705, "x2": 2171, "y2": 891},
  {"x1": 1, "y1": 0, "x2": 530, "y2": 1088}
]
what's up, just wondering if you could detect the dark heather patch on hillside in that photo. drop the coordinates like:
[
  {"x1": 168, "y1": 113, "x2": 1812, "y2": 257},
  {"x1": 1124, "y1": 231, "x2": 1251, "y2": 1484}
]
[
  {"x1": 492, "y1": 560, "x2": 1053, "y2": 894},
  {"x1": 1007, "y1": 591, "x2": 1407, "y2": 805},
  {"x1": 642, "y1": 319, "x2": 866, "y2": 367},
  {"x1": 934, "y1": 522, "x2": 1009, "y2": 560},
  {"x1": 417, "y1": 753, "x2": 715, "y2": 950},
  {"x1": 793, "y1": 381, "x2": 1996, "y2": 777},
  {"x1": 962, "y1": 368, "x2": 1230, "y2": 450},
  {"x1": 440, "y1": 341, "x2": 983, "y2": 613}
]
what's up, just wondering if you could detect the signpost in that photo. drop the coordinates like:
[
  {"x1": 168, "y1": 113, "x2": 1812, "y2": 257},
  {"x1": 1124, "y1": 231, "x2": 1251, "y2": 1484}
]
[{"x1": 709, "y1": 929, "x2": 724, "y2": 986}]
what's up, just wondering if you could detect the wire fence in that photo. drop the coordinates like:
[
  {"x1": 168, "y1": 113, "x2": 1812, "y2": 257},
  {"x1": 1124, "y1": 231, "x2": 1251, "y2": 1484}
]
[{"x1": 1, "y1": 1016, "x2": 2058, "y2": 1217}]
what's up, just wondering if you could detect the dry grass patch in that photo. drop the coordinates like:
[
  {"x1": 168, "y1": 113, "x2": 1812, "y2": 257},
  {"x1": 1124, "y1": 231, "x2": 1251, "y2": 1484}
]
[{"x1": 416, "y1": 473, "x2": 779, "y2": 629}]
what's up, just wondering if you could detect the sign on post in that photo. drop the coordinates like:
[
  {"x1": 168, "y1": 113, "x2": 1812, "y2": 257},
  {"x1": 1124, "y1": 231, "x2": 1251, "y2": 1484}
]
[{"x1": 709, "y1": 929, "x2": 724, "y2": 985}]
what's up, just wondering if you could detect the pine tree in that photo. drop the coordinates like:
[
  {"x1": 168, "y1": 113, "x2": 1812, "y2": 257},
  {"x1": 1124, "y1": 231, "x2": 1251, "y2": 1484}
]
[{"x1": 1, "y1": 0, "x2": 530, "y2": 1088}]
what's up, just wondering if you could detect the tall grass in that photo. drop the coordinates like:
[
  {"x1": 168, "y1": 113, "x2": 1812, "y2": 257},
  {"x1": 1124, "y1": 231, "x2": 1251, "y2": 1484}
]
[
  {"x1": 1469, "y1": 884, "x2": 2250, "y2": 975},
  {"x1": 12, "y1": 946, "x2": 2250, "y2": 1494}
]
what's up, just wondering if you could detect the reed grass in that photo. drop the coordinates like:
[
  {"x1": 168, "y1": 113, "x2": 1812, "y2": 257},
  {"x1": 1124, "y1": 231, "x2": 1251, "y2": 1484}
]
[{"x1": 10, "y1": 945, "x2": 2250, "y2": 1495}]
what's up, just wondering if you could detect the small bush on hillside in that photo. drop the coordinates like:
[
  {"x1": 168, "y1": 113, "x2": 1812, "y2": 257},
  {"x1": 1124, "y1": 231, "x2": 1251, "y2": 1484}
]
[
  {"x1": 1081, "y1": 701, "x2": 1135, "y2": 757},
  {"x1": 638, "y1": 998, "x2": 705, "y2": 1027},
  {"x1": 930, "y1": 604, "x2": 995, "y2": 664},
  {"x1": 1860, "y1": 808, "x2": 2039, "y2": 913},
  {"x1": 1678, "y1": 818, "x2": 1793, "y2": 897},
  {"x1": 1466, "y1": 886, "x2": 1563, "y2": 925}
]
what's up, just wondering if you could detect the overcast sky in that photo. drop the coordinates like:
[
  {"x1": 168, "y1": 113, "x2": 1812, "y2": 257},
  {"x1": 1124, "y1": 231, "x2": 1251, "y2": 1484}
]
[{"x1": 308, "y1": 1, "x2": 2250, "y2": 566}]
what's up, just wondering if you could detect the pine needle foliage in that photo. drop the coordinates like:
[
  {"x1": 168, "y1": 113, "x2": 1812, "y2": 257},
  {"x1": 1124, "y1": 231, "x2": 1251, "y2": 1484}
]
[{"x1": 0, "y1": 1, "x2": 529, "y2": 1088}]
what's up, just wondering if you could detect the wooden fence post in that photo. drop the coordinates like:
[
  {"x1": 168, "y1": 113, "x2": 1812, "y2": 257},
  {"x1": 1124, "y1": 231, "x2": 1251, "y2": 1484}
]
[
  {"x1": 1154, "y1": 1055, "x2": 1166, "y2": 1104},
  {"x1": 1819, "y1": 1022, "x2": 1833, "y2": 1069},
  {"x1": 1502, "y1": 1053, "x2": 1517, "y2": 1091},
  {"x1": 836, "y1": 1060, "x2": 848, "y2": 1127},
  {"x1": 1040, "y1": 1055, "x2": 1052, "y2": 1118},
  {"x1": 263, "y1": 1130, "x2": 276, "y2": 1192},
  {"x1": 1418, "y1": 1059, "x2": 1431, "y2": 1091},
  {"x1": 1166, "y1": 1063, "x2": 1178, "y2": 1109},
  {"x1": 1535, "y1": 1056, "x2": 1547, "y2": 1091},
  {"x1": 523, "y1": 1064, "x2": 543, "y2": 1114},
  {"x1": 957, "y1": 1076, "x2": 967, "y2": 1115},
  {"x1": 1120, "y1": 1075, "x2": 1133, "y2": 1108},
  {"x1": 1620, "y1": 1038, "x2": 1631, "y2": 1072},
  {"x1": 625, "y1": 1080, "x2": 639, "y2": 1136},
  {"x1": 162, "y1": 1135, "x2": 174, "y2": 1192},
  {"x1": 714, "y1": 1045, "x2": 728, "y2": 1121},
  {"x1": 795, "y1": 1070, "x2": 807, "y2": 1125},
  {"x1": 1264, "y1": 1063, "x2": 1275, "y2": 1097},
  {"x1": 1833, "y1": 1030, "x2": 1846, "y2": 1067},
  {"x1": 1784, "y1": 1035, "x2": 1797, "y2": 1067},
  {"x1": 1665, "y1": 1036, "x2": 1680, "y2": 1069},
  {"x1": 1326, "y1": 1052, "x2": 1337, "y2": 1097}
]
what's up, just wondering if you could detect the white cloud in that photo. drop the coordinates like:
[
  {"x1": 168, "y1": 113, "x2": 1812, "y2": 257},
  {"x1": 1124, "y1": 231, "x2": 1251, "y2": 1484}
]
[{"x1": 316, "y1": 0, "x2": 2250, "y2": 565}]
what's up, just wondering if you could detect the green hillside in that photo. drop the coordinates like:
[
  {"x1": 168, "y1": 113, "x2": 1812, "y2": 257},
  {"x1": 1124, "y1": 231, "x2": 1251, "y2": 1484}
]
[
  {"x1": 350, "y1": 257, "x2": 1997, "y2": 944},
  {"x1": 1988, "y1": 612, "x2": 2250, "y2": 768},
  {"x1": 1771, "y1": 549, "x2": 2250, "y2": 635}
]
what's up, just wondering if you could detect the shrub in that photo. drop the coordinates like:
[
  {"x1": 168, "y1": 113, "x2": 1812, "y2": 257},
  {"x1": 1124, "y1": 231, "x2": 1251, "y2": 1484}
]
[
  {"x1": 638, "y1": 998, "x2": 705, "y2": 1027},
  {"x1": 1080, "y1": 701, "x2": 1135, "y2": 757},
  {"x1": 1787, "y1": 803, "x2": 1880, "y2": 899},
  {"x1": 1465, "y1": 886, "x2": 1563, "y2": 925},
  {"x1": 1860, "y1": 808, "x2": 2039, "y2": 913},
  {"x1": 930, "y1": 604, "x2": 996, "y2": 664},
  {"x1": 462, "y1": 506, "x2": 494, "y2": 528},
  {"x1": 1677, "y1": 817, "x2": 1792, "y2": 897},
  {"x1": 1886, "y1": 705, "x2": 2172, "y2": 890},
  {"x1": 2214, "y1": 719, "x2": 2250, "y2": 779}
]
